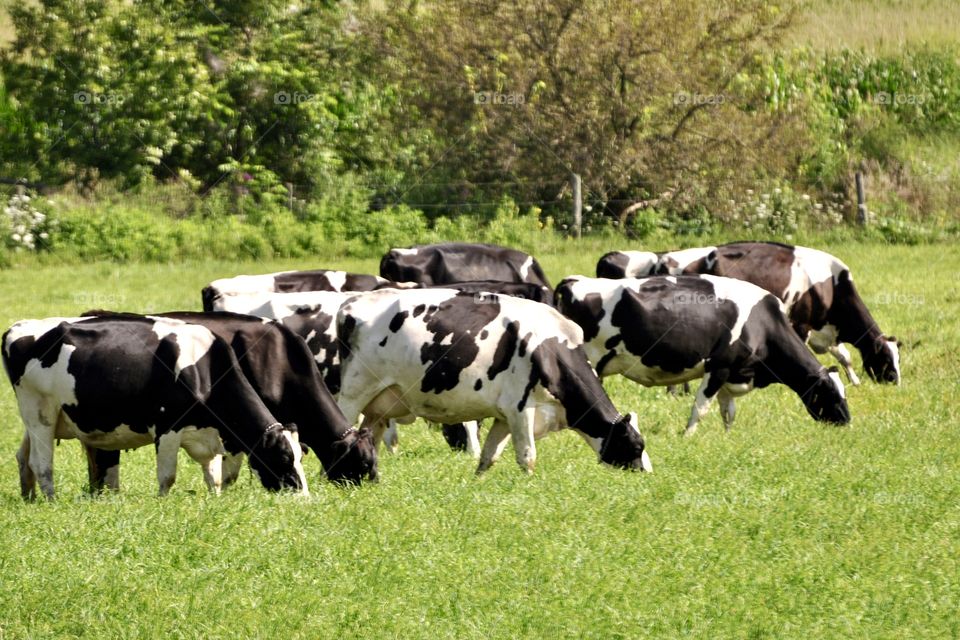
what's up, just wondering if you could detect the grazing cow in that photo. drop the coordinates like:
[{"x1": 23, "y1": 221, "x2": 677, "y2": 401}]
[
  {"x1": 335, "y1": 289, "x2": 653, "y2": 474},
  {"x1": 201, "y1": 269, "x2": 400, "y2": 312},
  {"x1": 3, "y1": 315, "x2": 308, "y2": 499},
  {"x1": 595, "y1": 242, "x2": 901, "y2": 385},
  {"x1": 379, "y1": 242, "x2": 552, "y2": 289},
  {"x1": 555, "y1": 275, "x2": 851, "y2": 435},
  {"x1": 81, "y1": 311, "x2": 378, "y2": 488}
]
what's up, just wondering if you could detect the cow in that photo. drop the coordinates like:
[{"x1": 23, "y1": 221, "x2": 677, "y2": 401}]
[
  {"x1": 595, "y1": 242, "x2": 901, "y2": 386},
  {"x1": 3, "y1": 315, "x2": 308, "y2": 500},
  {"x1": 201, "y1": 269, "x2": 401, "y2": 312},
  {"x1": 80, "y1": 311, "x2": 379, "y2": 489},
  {"x1": 335, "y1": 288, "x2": 653, "y2": 474},
  {"x1": 379, "y1": 242, "x2": 552, "y2": 289},
  {"x1": 214, "y1": 284, "x2": 554, "y2": 456},
  {"x1": 555, "y1": 275, "x2": 852, "y2": 436}
]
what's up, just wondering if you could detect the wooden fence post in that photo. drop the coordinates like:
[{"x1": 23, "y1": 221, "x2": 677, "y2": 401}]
[
  {"x1": 571, "y1": 172, "x2": 582, "y2": 238},
  {"x1": 855, "y1": 171, "x2": 868, "y2": 225}
]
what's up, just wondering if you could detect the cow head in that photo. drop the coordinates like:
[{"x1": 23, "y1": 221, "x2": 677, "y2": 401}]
[
  {"x1": 598, "y1": 413, "x2": 653, "y2": 472},
  {"x1": 802, "y1": 368, "x2": 851, "y2": 424},
  {"x1": 248, "y1": 423, "x2": 309, "y2": 493},
  {"x1": 864, "y1": 335, "x2": 901, "y2": 385},
  {"x1": 322, "y1": 427, "x2": 379, "y2": 484}
]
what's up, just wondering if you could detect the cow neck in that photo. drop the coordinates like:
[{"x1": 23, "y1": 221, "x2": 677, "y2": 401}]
[
  {"x1": 829, "y1": 273, "x2": 885, "y2": 356},
  {"x1": 537, "y1": 338, "x2": 621, "y2": 436},
  {"x1": 761, "y1": 321, "x2": 826, "y2": 393},
  {"x1": 206, "y1": 340, "x2": 280, "y2": 452}
]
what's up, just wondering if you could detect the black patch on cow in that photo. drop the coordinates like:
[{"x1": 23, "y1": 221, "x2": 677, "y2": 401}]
[
  {"x1": 479, "y1": 329, "x2": 489, "y2": 340},
  {"x1": 518, "y1": 332, "x2": 532, "y2": 358},
  {"x1": 419, "y1": 294, "x2": 501, "y2": 394},
  {"x1": 269, "y1": 269, "x2": 384, "y2": 293},
  {"x1": 389, "y1": 311, "x2": 408, "y2": 333},
  {"x1": 379, "y1": 337, "x2": 388, "y2": 347},
  {"x1": 277, "y1": 307, "x2": 341, "y2": 394},
  {"x1": 412, "y1": 303, "x2": 426, "y2": 318},
  {"x1": 596, "y1": 251, "x2": 631, "y2": 278},
  {"x1": 379, "y1": 243, "x2": 551, "y2": 288},
  {"x1": 474, "y1": 379, "x2": 482, "y2": 390},
  {"x1": 610, "y1": 279, "x2": 737, "y2": 375},
  {"x1": 487, "y1": 320, "x2": 519, "y2": 380},
  {"x1": 555, "y1": 281, "x2": 605, "y2": 342}
]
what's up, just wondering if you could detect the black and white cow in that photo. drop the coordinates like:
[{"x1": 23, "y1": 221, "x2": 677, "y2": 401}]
[
  {"x1": 555, "y1": 275, "x2": 851, "y2": 435},
  {"x1": 596, "y1": 242, "x2": 901, "y2": 385},
  {"x1": 215, "y1": 285, "x2": 552, "y2": 455},
  {"x1": 201, "y1": 269, "x2": 399, "y2": 312},
  {"x1": 81, "y1": 311, "x2": 379, "y2": 488},
  {"x1": 379, "y1": 242, "x2": 552, "y2": 289},
  {"x1": 3, "y1": 315, "x2": 308, "y2": 499},
  {"x1": 335, "y1": 288, "x2": 653, "y2": 473}
]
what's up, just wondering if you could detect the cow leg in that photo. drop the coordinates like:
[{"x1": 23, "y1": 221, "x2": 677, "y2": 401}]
[
  {"x1": 476, "y1": 419, "x2": 511, "y2": 474},
  {"x1": 222, "y1": 453, "x2": 245, "y2": 487},
  {"x1": 182, "y1": 432, "x2": 227, "y2": 495},
  {"x1": 509, "y1": 408, "x2": 538, "y2": 474},
  {"x1": 382, "y1": 419, "x2": 400, "y2": 454},
  {"x1": 718, "y1": 389, "x2": 736, "y2": 431},
  {"x1": 463, "y1": 421, "x2": 481, "y2": 459},
  {"x1": 16, "y1": 433, "x2": 36, "y2": 501},
  {"x1": 155, "y1": 431, "x2": 182, "y2": 497},
  {"x1": 83, "y1": 445, "x2": 120, "y2": 494},
  {"x1": 828, "y1": 344, "x2": 861, "y2": 386},
  {"x1": 19, "y1": 397, "x2": 57, "y2": 500},
  {"x1": 684, "y1": 374, "x2": 720, "y2": 437}
]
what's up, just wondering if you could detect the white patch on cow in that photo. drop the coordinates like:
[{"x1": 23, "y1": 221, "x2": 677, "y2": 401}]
[
  {"x1": 148, "y1": 317, "x2": 216, "y2": 379},
  {"x1": 393, "y1": 247, "x2": 419, "y2": 256},
  {"x1": 639, "y1": 449, "x2": 653, "y2": 472},
  {"x1": 623, "y1": 251, "x2": 659, "y2": 277},
  {"x1": 699, "y1": 275, "x2": 774, "y2": 345},
  {"x1": 886, "y1": 340, "x2": 901, "y2": 386},
  {"x1": 216, "y1": 290, "x2": 353, "y2": 322},
  {"x1": 4, "y1": 318, "x2": 84, "y2": 357},
  {"x1": 324, "y1": 270, "x2": 348, "y2": 292},
  {"x1": 281, "y1": 429, "x2": 310, "y2": 496},
  {"x1": 518, "y1": 256, "x2": 534, "y2": 280},
  {"x1": 207, "y1": 272, "x2": 293, "y2": 298},
  {"x1": 782, "y1": 246, "x2": 850, "y2": 312},
  {"x1": 828, "y1": 370, "x2": 846, "y2": 399},
  {"x1": 658, "y1": 246, "x2": 717, "y2": 274}
]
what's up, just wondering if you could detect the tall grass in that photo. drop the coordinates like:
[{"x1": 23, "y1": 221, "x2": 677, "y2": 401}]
[{"x1": 792, "y1": 0, "x2": 960, "y2": 52}]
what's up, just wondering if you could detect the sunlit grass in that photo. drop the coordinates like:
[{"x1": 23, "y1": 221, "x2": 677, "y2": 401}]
[
  {"x1": 0, "y1": 241, "x2": 957, "y2": 637},
  {"x1": 791, "y1": 0, "x2": 960, "y2": 52}
]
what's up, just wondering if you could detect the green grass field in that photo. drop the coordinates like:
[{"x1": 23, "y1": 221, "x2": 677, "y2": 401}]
[{"x1": 0, "y1": 241, "x2": 957, "y2": 638}]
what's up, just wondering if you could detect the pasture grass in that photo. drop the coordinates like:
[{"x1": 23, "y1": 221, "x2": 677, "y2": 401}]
[{"x1": 0, "y1": 241, "x2": 958, "y2": 638}]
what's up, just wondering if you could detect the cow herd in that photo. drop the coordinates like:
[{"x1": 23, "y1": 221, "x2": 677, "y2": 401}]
[{"x1": 3, "y1": 240, "x2": 900, "y2": 499}]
